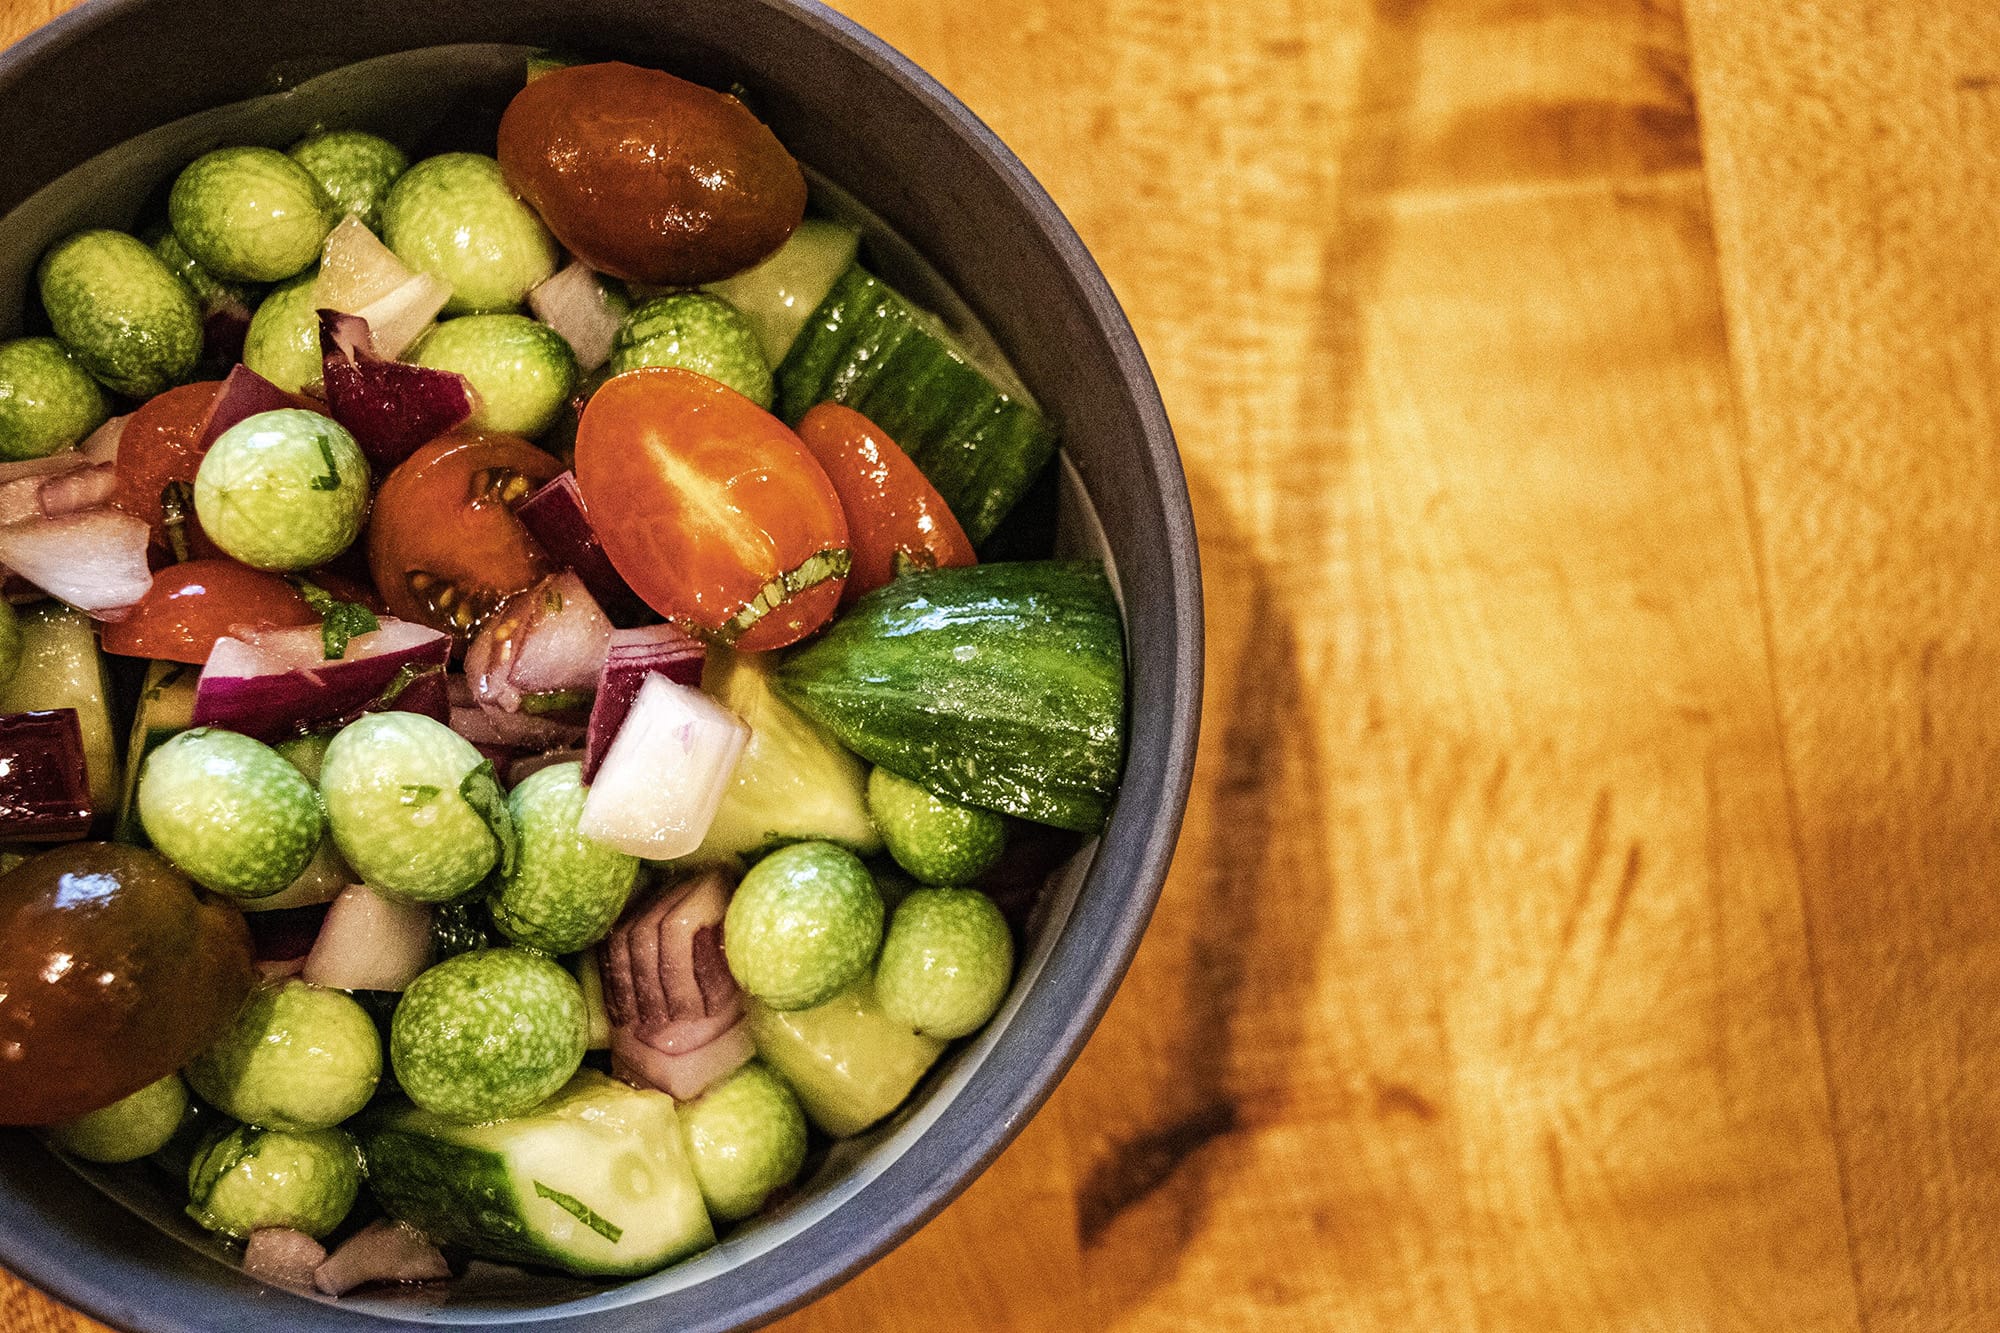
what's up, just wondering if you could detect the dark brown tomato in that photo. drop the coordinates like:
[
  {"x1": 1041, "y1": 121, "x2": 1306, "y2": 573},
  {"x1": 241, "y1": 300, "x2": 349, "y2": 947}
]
[
  {"x1": 0, "y1": 843, "x2": 255, "y2": 1125},
  {"x1": 497, "y1": 62, "x2": 807, "y2": 286}
]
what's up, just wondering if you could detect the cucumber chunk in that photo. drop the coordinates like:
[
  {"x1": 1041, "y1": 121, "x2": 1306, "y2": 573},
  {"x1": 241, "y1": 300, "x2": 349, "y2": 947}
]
[
  {"x1": 689, "y1": 646, "x2": 881, "y2": 861},
  {"x1": 774, "y1": 562, "x2": 1126, "y2": 832},
  {"x1": 114, "y1": 660, "x2": 197, "y2": 844},
  {"x1": 361, "y1": 1070, "x2": 715, "y2": 1277},
  {"x1": 775, "y1": 264, "x2": 1055, "y2": 543},
  {"x1": 0, "y1": 603, "x2": 120, "y2": 814},
  {"x1": 703, "y1": 219, "x2": 859, "y2": 366},
  {"x1": 747, "y1": 982, "x2": 946, "y2": 1138}
]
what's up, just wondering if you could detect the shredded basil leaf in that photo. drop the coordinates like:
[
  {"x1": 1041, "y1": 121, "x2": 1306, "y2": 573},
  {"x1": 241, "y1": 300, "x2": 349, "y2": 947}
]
[
  {"x1": 159, "y1": 480, "x2": 194, "y2": 564},
  {"x1": 399, "y1": 783, "x2": 441, "y2": 807},
  {"x1": 292, "y1": 577, "x2": 381, "y2": 659},
  {"x1": 533, "y1": 1182, "x2": 623, "y2": 1243},
  {"x1": 460, "y1": 760, "x2": 517, "y2": 877},
  {"x1": 308, "y1": 437, "x2": 342, "y2": 491},
  {"x1": 375, "y1": 660, "x2": 440, "y2": 709}
]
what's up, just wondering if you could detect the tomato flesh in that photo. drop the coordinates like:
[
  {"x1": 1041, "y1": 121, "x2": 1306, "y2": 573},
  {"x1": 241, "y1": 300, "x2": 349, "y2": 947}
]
[
  {"x1": 111, "y1": 381, "x2": 224, "y2": 559},
  {"x1": 99, "y1": 560, "x2": 317, "y2": 663},
  {"x1": 575, "y1": 369, "x2": 849, "y2": 650},
  {"x1": 794, "y1": 403, "x2": 976, "y2": 604},
  {"x1": 368, "y1": 429, "x2": 564, "y2": 644}
]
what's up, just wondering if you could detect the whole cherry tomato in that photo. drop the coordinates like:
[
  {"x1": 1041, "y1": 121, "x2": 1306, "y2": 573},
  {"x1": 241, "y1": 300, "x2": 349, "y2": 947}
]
[
  {"x1": 368, "y1": 429, "x2": 564, "y2": 643},
  {"x1": 574, "y1": 369, "x2": 848, "y2": 650},
  {"x1": 793, "y1": 403, "x2": 976, "y2": 604},
  {"x1": 497, "y1": 62, "x2": 806, "y2": 285},
  {"x1": 99, "y1": 560, "x2": 317, "y2": 663}
]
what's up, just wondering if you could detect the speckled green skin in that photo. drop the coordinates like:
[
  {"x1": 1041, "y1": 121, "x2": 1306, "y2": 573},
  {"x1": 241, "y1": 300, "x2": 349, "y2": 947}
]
[
  {"x1": 288, "y1": 130, "x2": 409, "y2": 232},
  {"x1": 151, "y1": 229, "x2": 254, "y2": 312},
  {"x1": 185, "y1": 980, "x2": 382, "y2": 1131},
  {"x1": 243, "y1": 268, "x2": 323, "y2": 395},
  {"x1": 382, "y1": 154, "x2": 557, "y2": 315},
  {"x1": 320, "y1": 712, "x2": 499, "y2": 903},
  {"x1": 391, "y1": 949, "x2": 587, "y2": 1123},
  {"x1": 193, "y1": 409, "x2": 368, "y2": 571},
  {"x1": 724, "y1": 841, "x2": 885, "y2": 1011},
  {"x1": 874, "y1": 888, "x2": 1013, "y2": 1039},
  {"x1": 490, "y1": 763, "x2": 639, "y2": 953},
  {"x1": 867, "y1": 767, "x2": 1006, "y2": 886},
  {"x1": 47, "y1": 1074, "x2": 188, "y2": 1163},
  {"x1": 0, "y1": 337, "x2": 108, "y2": 461},
  {"x1": 38, "y1": 229, "x2": 200, "y2": 398},
  {"x1": 137, "y1": 727, "x2": 323, "y2": 898},
  {"x1": 169, "y1": 147, "x2": 334, "y2": 284},
  {"x1": 411, "y1": 314, "x2": 579, "y2": 436},
  {"x1": 610, "y1": 292, "x2": 773, "y2": 407},
  {"x1": 676, "y1": 1061, "x2": 807, "y2": 1221},
  {"x1": 186, "y1": 1124, "x2": 361, "y2": 1240}
]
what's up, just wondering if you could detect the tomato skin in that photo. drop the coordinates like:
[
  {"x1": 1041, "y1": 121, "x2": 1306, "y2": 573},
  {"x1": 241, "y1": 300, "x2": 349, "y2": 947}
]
[
  {"x1": 793, "y1": 404, "x2": 977, "y2": 604},
  {"x1": 99, "y1": 560, "x2": 317, "y2": 663},
  {"x1": 575, "y1": 369, "x2": 848, "y2": 650},
  {"x1": 367, "y1": 429, "x2": 564, "y2": 643},
  {"x1": 111, "y1": 381, "x2": 224, "y2": 558},
  {"x1": 497, "y1": 63, "x2": 806, "y2": 285}
]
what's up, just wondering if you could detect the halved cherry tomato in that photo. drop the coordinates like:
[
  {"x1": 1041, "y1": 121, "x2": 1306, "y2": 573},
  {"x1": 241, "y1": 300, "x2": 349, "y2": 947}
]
[
  {"x1": 111, "y1": 381, "x2": 223, "y2": 558},
  {"x1": 574, "y1": 368, "x2": 848, "y2": 650},
  {"x1": 368, "y1": 429, "x2": 564, "y2": 643},
  {"x1": 793, "y1": 403, "x2": 976, "y2": 604},
  {"x1": 99, "y1": 560, "x2": 317, "y2": 663}
]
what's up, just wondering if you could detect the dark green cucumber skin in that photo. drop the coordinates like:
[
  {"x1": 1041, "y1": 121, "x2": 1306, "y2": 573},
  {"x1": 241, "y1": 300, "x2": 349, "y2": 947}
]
[
  {"x1": 775, "y1": 265, "x2": 1056, "y2": 545},
  {"x1": 361, "y1": 1119, "x2": 563, "y2": 1272},
  {"x1": 774, "y1": 561, "x2": 1125, "y2": 832}
]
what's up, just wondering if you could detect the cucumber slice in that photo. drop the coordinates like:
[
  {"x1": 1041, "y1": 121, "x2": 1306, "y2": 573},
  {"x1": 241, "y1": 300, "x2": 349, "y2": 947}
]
[
  {"x1": 746, "y1": 982, "x2": 946, "y2": 1138},
  {"x1": 687, "y1": 647, "x2": 881, "y2": 862},
  {"x1": 360, "y1": 1070, "x2": 714, "y2": 1277},
  {"x1": 704, "y1": 219, "x2": 860, "y2": 367},
  {"x1": 113, "y1": 660, "x2": 198, "y2": 844},
  {"x1": 775, "y1": 264, "x2": 1056, "y2": 544},
  {"x1": 0, "y1": 604, "x2": 120, "y2": 814}
]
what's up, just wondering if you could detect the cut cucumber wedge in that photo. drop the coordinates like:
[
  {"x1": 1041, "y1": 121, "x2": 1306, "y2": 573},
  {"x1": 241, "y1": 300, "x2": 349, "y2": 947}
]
[
  {"x1": 0, "y1": 604, "x2": 120, "y2": 814},
  {"x1": 704, "y1": 219, "x2": 859, "y2": 367},
  {"x1": 746, "y1": 983, "x2": 946, "y2": 1138},
  {"x1": 775, "y1": 264, "x2": 1056, "y2": 544},
  {"x1": 113, "y1": 660, "x2": 198, "y2": 844},
  {"x1": 360, "y1": 1070, "x2": 714, "y2": 1277},
  {"x1": 687, "y1": 646, "x2": 881, "y2": 862}
]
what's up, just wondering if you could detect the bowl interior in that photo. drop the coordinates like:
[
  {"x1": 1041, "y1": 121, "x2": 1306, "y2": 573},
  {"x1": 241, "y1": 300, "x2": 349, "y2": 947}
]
[{"x1": 0, "y1": 11, "x2": 1197, "y2": 1332}]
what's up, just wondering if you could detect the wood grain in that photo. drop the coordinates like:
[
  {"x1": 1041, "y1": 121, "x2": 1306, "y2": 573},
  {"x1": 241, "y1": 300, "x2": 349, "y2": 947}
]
[{"x1": 2, "y1": 0, "x2": 1991, "y2": 1327}]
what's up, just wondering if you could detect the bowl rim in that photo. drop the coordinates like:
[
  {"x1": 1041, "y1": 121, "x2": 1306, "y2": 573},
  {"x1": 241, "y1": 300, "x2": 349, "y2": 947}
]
[{"x1": 0, "y1": 1, "x2": 1203, "y2": 1329}]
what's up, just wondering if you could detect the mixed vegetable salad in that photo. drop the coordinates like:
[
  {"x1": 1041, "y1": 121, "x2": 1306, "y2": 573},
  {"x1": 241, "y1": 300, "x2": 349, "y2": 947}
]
[{"x1": 0, "y1": 55, "x2": 1126, "y2": 1295}]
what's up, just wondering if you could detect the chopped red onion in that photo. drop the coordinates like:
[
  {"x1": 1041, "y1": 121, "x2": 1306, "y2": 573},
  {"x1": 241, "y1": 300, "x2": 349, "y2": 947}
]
[
  {"x1": 610, "y1": 1017, "x2": 754, "y2": 1102},
  {"x1": 311, "y1": 1219, "x2": 449, "y2": 1296},
  {"x1": 77, "y1": 413, "x2": 128, "y2": 466},
  {"x1": 242, "y1": 1228, "x2": 327, "y2": 1289},
  {"x1": 579, "y1": 675, "x2": 746, "y2": 858},
  {"x1": 602, "y1": 870, "x2": 747, "y2": 1092},
  {"x1": 200, "y1": 302, "x2": 252, "y2": 376},
  {"x1": 0, "y1": 508, "x2": 152, "y2": 618},
  {"x1": 448, "y1": 704, "x2": 585, "y2": 752},
  {"x1": 195, "y1": 365, "x2": 308, "y2": 454},
  {"x1": 302, "y1": 885, "x2": 434, "y2": 992},
  {"x1": 353, "y1": 273, "x2": 451, "y2": 362},
  {"x1": 582, "y1": 625, "x2": 705, "y2": 781},
  {"x1": 320, "y1": 310, "x2": 475, "y2": 470},
  {"x1": 528, "y1": 262, "x2": 622, "y2": 372},
  {"x1": 195, "y1": 618, "x2": 451, "y2": 742},
  {"x1": 0, "y1": 709, "x2": 93, "y2": 839},
  {"x1": 463, "y1": 571, "x2": 611, "y2": 717},
  {"x1": 513, "y1": 472, "x2": 646, "y2": 625}
]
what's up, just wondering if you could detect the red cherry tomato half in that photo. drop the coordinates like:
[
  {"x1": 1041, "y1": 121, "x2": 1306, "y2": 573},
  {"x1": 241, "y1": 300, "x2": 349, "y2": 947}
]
[
  {"x1": 99, "y1": 560, "x2": 317, "y2": 663},
  {"x1": 574, "y1": 369, "x2": 849, "y2": 651},
  {"x1": 367, "y1": 429, "x2": 564, "y2": 644},
  {"x1": 111, "y1": 381, "x2": 224, "y2": 558},
  {"x1": 793, "y1": 403, "x2": 976, "y2": 604}
]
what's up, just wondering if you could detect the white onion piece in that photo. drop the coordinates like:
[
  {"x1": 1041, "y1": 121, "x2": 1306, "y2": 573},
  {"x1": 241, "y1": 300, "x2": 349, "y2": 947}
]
[
  {"x1": 578, "y1": 673, "x2": 749, "y2": 859},
  {"x1": 317, "y1": 215, "x2": 412, "y2": 313},
  {"x1": 528, "y1": 262, "x2": 623, "y2": 372},
  {"x1": 222, "y1": 617, "x2": 445, "y2": 675},
  {"x1": 311, "y1": 1219, "x2": 449, "y2": 1296},
  {"x1": 243, "y1": 1228, "x2": 326, "y2": 1289},
  {"x1": 611, "y1": 1018, "x2": 755, "y2": 1101},
  {"x1": 355, "y1": 272, "x2": 452, "y2": 361},
  {"x1": 302, "y1": 884, "x2": 434, "y2": 992},
  {"x1": 0, "y1": 508, "x2": 152, "y2": 617},
  {"x1": 78, "y1": 413, "x2": 128, "y2": 465}
]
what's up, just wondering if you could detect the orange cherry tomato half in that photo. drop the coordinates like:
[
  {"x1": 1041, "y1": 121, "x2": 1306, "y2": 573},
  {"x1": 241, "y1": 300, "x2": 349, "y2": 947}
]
[
  {"x1": 111, "y1": 381, "x2": 224, "y2": 559},
  {"x1": 99, "y1": 560, "x2": 317, "y2": 663},
  {"x1": 574, "y1": 369, "x2": 849, "y2": 650},
  {"x1": 367, "y1": 429, "x2": 564, "y2": 643},
  {"x1": 793, "y1": 403, "x2": 976, "y2": 604}
]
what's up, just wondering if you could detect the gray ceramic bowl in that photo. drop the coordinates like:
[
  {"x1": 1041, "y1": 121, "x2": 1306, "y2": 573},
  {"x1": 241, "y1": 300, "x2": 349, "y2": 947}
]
[{"x1": 0, "y1": 2, "x2": 1200, "y2": 1329}]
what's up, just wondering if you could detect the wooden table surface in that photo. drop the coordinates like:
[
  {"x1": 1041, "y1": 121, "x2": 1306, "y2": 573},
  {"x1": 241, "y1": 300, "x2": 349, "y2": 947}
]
[{"x1": 6, "y1": 0, "x2": 1999, "y2": 1327}]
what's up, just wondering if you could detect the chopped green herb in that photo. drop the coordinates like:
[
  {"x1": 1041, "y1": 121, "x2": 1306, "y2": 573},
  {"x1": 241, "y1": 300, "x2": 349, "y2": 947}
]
[
  {"x1": 307, "y1": 436, "x2": 342, "y2": 491},
  {"x1": 399, "y1": 783, "x2": 442, "y2": 806},
  {"x1": 160, "y1": 480, "x2": 194, "y2": 564},
  {"x1": 375, "y1": 660, "x2": 441, "y2": 709},
  {"x1": 292, "y1": 577, "x2": 381, "y2": 659},
  {"x1": 519, "y1": 688, "x2": 593, "y2": 716},
  {"x1": 533, "y1": 1181, "x2": 623, "y2": 1243},
  {"x1": 459, "y1": 760, "x2": 517, "y2": 878}
]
